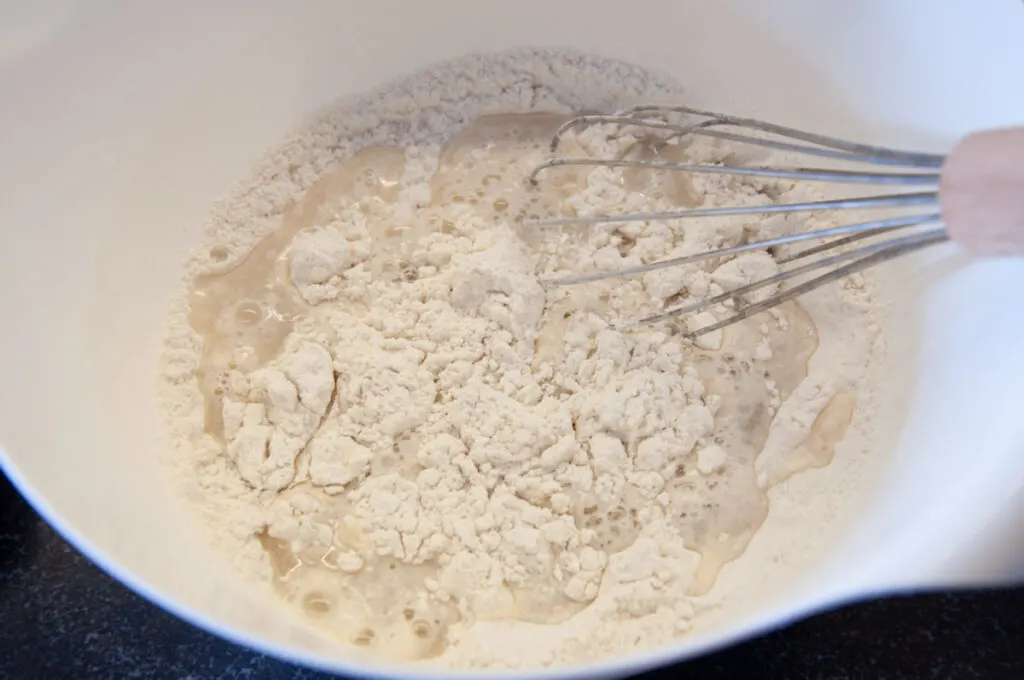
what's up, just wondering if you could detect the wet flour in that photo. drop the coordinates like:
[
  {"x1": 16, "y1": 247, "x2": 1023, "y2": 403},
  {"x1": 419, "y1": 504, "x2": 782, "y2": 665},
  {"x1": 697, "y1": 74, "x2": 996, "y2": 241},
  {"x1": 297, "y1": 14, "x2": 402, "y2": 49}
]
[{"x1": 159, "y1": 49, "x2": 882, "y2": 669}]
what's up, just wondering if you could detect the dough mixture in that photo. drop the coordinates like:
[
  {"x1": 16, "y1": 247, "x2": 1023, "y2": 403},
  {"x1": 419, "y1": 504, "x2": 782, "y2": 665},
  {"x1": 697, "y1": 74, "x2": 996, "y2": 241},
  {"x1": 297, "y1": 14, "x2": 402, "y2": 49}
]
[{"x1": 160, "y1": 50, "x2": 882, "y2": 669}]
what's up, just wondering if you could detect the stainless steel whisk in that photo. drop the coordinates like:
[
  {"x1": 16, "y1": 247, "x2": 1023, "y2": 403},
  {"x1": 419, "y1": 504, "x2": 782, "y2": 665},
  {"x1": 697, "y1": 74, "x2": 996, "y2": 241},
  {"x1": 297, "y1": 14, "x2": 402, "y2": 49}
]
[{"x1": 525, "y1": 106, "x2": 1024, "y2": 337}]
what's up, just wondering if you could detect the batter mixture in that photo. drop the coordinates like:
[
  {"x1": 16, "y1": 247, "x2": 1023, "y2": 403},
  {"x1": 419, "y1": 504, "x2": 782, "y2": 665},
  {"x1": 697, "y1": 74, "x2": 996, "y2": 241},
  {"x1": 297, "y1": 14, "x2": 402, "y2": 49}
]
[{"x1": 159, "y1": 49, "x2": 882, "y2": 669}]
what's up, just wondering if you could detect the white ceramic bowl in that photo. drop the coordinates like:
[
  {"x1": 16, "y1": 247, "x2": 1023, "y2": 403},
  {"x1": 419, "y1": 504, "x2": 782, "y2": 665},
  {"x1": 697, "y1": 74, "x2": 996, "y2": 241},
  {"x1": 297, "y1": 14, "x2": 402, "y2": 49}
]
[{"x1": 2, "y1": 1, "x2": 1024, "y2": 677}]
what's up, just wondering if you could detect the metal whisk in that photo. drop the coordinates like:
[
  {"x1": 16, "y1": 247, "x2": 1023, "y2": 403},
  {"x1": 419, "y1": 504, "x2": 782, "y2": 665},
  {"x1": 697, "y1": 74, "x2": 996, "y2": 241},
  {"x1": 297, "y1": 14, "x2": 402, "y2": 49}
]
[{"x1": 525, "y1": 106, "x2": 951, "y2": 337}]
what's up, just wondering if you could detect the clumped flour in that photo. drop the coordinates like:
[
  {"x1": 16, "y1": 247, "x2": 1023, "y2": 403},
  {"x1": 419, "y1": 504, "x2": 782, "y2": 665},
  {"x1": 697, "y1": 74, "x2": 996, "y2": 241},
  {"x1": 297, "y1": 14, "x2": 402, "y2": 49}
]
[{"x1": 160, "y1": 49, "x2": 883, "y2": 669}]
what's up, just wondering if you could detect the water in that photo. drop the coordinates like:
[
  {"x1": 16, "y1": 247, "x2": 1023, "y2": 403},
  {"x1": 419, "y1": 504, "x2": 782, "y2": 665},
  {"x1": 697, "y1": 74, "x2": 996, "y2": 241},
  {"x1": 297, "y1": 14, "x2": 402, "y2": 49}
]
[
  {"x1": 188, "y1": 112, "x2": 850, "y2": 655},
  {"x1": 189, "y1": 145, "x2": 406, "y2": 438}
]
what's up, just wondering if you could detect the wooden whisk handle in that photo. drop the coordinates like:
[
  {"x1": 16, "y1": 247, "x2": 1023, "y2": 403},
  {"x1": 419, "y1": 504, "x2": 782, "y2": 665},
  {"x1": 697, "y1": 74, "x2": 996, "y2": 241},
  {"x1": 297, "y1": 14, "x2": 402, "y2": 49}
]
[{"x1": 940, "y1": 127, "x2": 1024, "y2": 256}]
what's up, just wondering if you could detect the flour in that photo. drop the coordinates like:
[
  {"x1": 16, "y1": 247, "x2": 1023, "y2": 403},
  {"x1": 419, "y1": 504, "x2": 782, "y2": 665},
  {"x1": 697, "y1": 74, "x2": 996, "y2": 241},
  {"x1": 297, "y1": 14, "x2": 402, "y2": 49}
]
[
  {"x1": 222, "y1": 340, "x2": 335, "y2": 492},
  {"x1": 159, "y1": 49, "x2": 884, "y2": 670}
]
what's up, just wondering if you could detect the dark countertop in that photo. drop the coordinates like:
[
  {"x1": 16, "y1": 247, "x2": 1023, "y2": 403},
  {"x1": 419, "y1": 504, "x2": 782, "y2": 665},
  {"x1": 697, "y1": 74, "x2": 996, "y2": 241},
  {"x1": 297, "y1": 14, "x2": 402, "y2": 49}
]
[{"x1": 2, "y1": 471, "x2": 1022, "y2": 680}]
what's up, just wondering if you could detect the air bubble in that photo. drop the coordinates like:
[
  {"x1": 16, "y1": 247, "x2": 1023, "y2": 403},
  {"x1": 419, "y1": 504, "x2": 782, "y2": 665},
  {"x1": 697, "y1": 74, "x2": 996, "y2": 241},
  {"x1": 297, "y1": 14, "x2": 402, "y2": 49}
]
[
  {"x1": 352, "y1": 628, "x2": 376, "y2": 646},
  {"x1": 235, "y1": 301, "x2": 262, "y2": 325},
  {"x1": 302, "y1": 592, "x2": 332, "y2": 615},
  {"x1": 413, "y1": 621, "x2": 432, "y2": 638}
]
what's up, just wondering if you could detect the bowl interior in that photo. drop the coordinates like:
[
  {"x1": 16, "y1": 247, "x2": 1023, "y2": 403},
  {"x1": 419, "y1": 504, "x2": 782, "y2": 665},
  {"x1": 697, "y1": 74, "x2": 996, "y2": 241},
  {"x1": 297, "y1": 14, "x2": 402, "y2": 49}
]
[{"x1": 1, "y1": 1, "x2": 1023, "y2": 677}]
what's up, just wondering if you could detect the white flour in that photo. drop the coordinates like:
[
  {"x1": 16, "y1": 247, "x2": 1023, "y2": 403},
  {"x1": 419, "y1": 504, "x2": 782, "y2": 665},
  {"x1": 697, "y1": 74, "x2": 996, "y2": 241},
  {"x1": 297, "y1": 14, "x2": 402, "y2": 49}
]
[{"x1": 159, "y1": 49, "x2": 883, "y2": 670}]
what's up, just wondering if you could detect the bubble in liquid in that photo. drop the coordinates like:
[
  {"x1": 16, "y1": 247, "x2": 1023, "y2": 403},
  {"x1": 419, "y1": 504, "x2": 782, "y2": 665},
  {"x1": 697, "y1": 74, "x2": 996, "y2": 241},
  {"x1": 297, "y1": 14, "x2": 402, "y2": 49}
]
[
  {"x1": 234, "y1": 301, "x2": 262, "y2": 325},
  {"x1": 493, "y1": 198, "x2": 509, "y2": 212},
  {"x1": 352, "y1": 628, "x2": 376, "y2": 646},
  {"x1": 302, "y1": 592, "x2": 332, "y2": 615},
  {"x1": 412, "y1": 621, "x2": 432, "y2": 638},
  {"x1": 575, "y1": 494, "x2": 642, "y2": 554}
]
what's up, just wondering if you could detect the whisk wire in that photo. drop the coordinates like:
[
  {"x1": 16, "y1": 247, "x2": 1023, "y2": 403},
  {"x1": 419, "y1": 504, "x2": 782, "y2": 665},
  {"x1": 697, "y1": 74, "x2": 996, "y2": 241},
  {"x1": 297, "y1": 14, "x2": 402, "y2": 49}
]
[
  {"x1": 527, "y1": 192, "x2": 938, "y2": 228},
  {"x1": 634, "y1": 228, "x2": 949, "y2": 333},
  {"x1": 529, "y1": 106, "x2": 950, "y2": 335},
  {"x1": 617, "y1": 105, "x2": 946, "y2": 168},
  {"x1": 547, "y1": 213, "x2": 941, "y2": 286},
  {"x1": 550, "y1": 116, "x2": 939, "y2": 169},
  {"x1": 529, "y1": 157, "x2": 940, "y2": 187}
]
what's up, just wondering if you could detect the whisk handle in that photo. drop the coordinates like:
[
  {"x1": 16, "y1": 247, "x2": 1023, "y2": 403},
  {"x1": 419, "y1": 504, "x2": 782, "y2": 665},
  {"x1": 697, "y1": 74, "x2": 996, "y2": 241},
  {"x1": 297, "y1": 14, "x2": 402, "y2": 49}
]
[{"x1": 941, "y1": 127, "x2": 1024, "y2": 256}]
